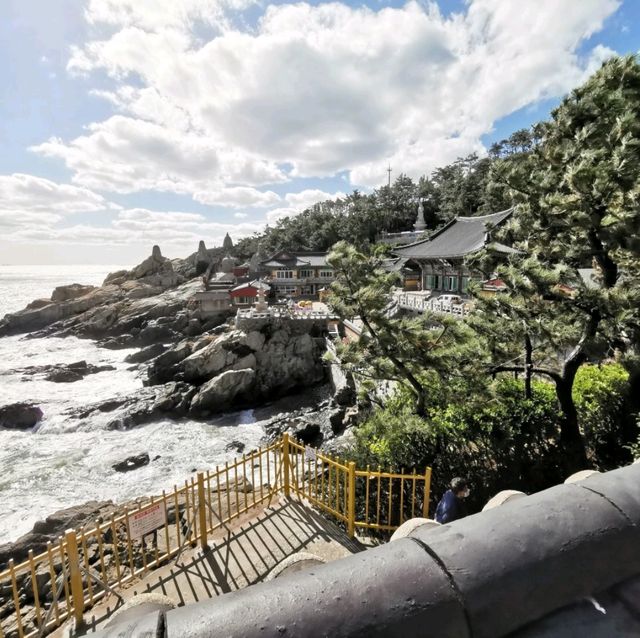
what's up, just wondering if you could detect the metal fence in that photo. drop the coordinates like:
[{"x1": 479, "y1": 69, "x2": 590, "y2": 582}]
[
  {"x1": 287, "y1": 436, "x2": 432, "y2": 536},
  {"x1": 0, "y1": 436, "x2": 430, "y2": 638}
]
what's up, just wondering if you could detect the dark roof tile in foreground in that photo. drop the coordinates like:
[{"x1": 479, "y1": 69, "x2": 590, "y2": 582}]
[{"x1": 394, "y1": 208, "x2": 513, "y2": 260}]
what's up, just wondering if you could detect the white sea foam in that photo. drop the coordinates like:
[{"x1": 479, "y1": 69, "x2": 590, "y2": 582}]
[{"x1": 0, "y1": 266, "x2": 266, "y2": 543}]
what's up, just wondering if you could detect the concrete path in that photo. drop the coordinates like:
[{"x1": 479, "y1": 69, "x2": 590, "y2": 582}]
[{"x1": 58, "y1": 497, "x2": 364, "y2": 635}]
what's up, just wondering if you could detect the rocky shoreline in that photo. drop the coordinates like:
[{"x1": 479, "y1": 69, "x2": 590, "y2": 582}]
[
  {"x1": 0, "y1": 245, "x2": 359, "y2": 561},
  {"x1": 0, "y1": 245, "x2": 355, "y2": 426}
]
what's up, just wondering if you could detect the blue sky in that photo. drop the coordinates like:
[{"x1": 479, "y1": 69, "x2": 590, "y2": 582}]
[{"x1": 0, "y1": 0, "x2": 638, "y2": 265}]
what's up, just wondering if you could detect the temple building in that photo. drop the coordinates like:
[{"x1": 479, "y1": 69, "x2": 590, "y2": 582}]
[
  {"x1": 260, "y1": 251, "x2": 335, "y2": 298},
  {"x1": 230, "y1": 281, "x2": 271, "y2": 307},
  {"x1": 392, "y1": 208, "x2": 514, "y2": 295}
]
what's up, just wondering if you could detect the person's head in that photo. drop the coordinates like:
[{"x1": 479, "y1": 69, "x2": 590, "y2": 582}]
[{"x1": 451, "y1": 477, "x2": 470, "y2": 498}]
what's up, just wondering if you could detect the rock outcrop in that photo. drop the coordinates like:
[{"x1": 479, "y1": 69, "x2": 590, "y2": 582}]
[
  {"x1": 16, "y1": 360, "x2": 115, "y2": 383},
  {"x1": 0, "y1": 403, "x2": 43, "y2": 429},
  {"x1": 145, "y1": 321, "x2": 328, "y2": 416},
  {"x1": 0, "y1": 247, "x2": 213, "y2": 343},
  {"x1": 112, "y1": 453, "x2": 151, "y2": 473},
  {"x1": 0, "y1": 501, "x2": 114, "y2": 568},
  {"x1": 51, "y1": 283, "x2": 97, "y2": 303},
  {"x1": 190, "y1": 369, "x2": 256, "y2": 413}
]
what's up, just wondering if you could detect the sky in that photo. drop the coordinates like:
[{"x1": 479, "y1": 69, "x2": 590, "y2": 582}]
[{"x1": 0, "y1": 0, "x2": 638, "y2": 266}]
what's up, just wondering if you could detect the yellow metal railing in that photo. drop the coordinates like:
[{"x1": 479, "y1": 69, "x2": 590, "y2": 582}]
[
  {"x1": 286, "y1": 434, "x2": 432, "y2": 535},
  {"x1": 0, "y1": 435, "x2": 430, "y2": 638}
]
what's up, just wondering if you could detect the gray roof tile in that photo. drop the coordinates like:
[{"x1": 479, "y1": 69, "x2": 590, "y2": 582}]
[{"x1": 394, "y1": 209, "x2": 513, "y2": 259}]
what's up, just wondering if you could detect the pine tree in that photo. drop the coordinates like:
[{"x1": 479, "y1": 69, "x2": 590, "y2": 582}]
[
  {"x1": 471, "y1": 55, "x2": 640, "y2": 471},
  {"x1": 327, "y1": 242, "x2": 480, "y2": 416}
]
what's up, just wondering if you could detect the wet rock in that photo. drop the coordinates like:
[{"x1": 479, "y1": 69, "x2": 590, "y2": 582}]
[
  {"x1": 289, "y1": 419, "x2": 321, "y2": 445},
  {"x1": 225, "y1": 440, "x2": 246, "y2": 454},
  {"x1": 124, "y1": 343, "x2": 167, "y2": 364},
  {"x1": 47, "y1": 368, "x2": 84, "y2": 382},
  {"x1": 0, "y1": 403, "x2": 43, "y2": 430},
  {"x1": 112, "y1": 453, "x2": 150, "y2": 473},
  {"x1": 0, "y1": 501, "x2": 113, "y2": 568},
  {"x1": 41, "y1": 360, "x2": 115, "y2": 383},
  {"x1": 147, "y1": 340, "x2": 193, "y2": 385}
]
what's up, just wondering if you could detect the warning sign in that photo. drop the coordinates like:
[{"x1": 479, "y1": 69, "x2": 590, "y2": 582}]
[{"x1": 129, "y1": 502, "x2": 166, "y2": 539}]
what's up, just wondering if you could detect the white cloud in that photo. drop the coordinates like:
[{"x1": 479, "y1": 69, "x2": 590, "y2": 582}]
[
  {"x1": 234, "y1": 212, "x2": 248, "y2": 219},
  {"x1": 284, "y1": 189, "x2": 346, "y2": 210},
  {"x1": 194, "y1": 186, "x2": 281, "y2": 208},
  {"x1": 61, "y1": 0, "x2": 620, "y2": 192},
  {"x1": 10, "y1": 207, "x2": 263, "y2": 256},
  {"x1": 31, "y1": 116, "x2": 285, "y2": 197},
  {"x1": 82, "y1": 0, "x2": 256, "y2": 35},
  {"x1": 265, "y1": 207, "x2": 298, "y2": 224},
  {"x1": 265, "y1": 189, "x2": 346, "y2": 223},
  {"x1": 0, "y1": 173, "x2": 114, "y2": 215}
]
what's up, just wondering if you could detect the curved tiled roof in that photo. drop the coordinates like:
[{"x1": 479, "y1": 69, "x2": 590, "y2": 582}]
[{"x1": 394, "y1": 208, "x2": 513, "y2": 260}]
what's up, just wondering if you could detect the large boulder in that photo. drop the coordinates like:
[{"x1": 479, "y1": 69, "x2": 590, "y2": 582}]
[
  {"x1": 190, "y1": 369, "x2": 255, "y2": 414},
  {"x1": 51, "y1": 283, "x2": 97, "y2": 303},
  {"x1": 0, "y1": 403, "x2": 43, "y2": 429}
]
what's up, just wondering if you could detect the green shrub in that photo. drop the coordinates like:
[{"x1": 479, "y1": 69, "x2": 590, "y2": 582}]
[
  {"x1": 348, "y1": 378, "x2": 564, "y2": 515},
  {"x1": 573, "y1": 363, "x2": 631, "y2": 469}
]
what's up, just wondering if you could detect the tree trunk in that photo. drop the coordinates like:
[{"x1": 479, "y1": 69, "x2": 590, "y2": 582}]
[
  {"x1": 524, "y1": 333, "x2": 533, "y2": 400},
  {"x1": 554, "y1": 375, "x2": 590, "y2": 473}
]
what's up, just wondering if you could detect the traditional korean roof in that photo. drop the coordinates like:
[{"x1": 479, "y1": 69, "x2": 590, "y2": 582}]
[
  {"x1": 231, "y1": 280, "x2": 271, "y2": 293},
  {"x1": 261, "y1": 251, "x2": 329, "y2": 269},
  {"x1": 394, "y1": 209, "x2": 513, "y2": 260}
]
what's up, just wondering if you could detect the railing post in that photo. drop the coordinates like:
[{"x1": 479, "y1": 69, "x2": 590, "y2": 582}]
[
  {"x1": 282, "y1": 433, "x2": 291, "y2": 498},
  {"x1": 65, "y1": 529, "x2": 85, "y2": 626},
  {"x1": 197, "y1": 473, "x2": 209, "y2": 550},
  {"x1": 423, "y1": 467, "x2": 432, "y2": 518},
  {"x1": 348, "y1": 461, "x2": 356, "y2": 538}
]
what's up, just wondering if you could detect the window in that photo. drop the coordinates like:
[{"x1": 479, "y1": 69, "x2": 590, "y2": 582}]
[
  {"x1": 276, "y1": 270, "x2": 294, "y2": 279},
  {"x1": 444, "y1": 276, "x2": 458, "y2": 292},
  {"x1": 461, "y1": 276, "x2": 470, "y2": 293},
  {"x1": 279, "y1": 285, "x2": 297, "y2": 295},
  {"x1": 319, "y1": 270, "x2": 334, "y2": 278},
  {"x1": 425, "y1": 274, "x2": 440, "y2": 289},
  {"x1": 299, "y1": 269, "x2": 313, "y2": 278}
]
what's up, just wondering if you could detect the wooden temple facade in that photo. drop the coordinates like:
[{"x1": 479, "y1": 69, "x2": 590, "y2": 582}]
[{"x1": 392, "y1": 209, "x2": 514, "y2": 295}]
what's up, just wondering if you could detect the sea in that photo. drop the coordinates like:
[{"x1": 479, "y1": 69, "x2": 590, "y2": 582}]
[{"x1": 0, "y1": 265, "x2": 266, "y2": 543}]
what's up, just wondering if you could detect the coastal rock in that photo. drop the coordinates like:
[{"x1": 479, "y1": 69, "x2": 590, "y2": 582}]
[
  {"x1": 124, "y1": 343, "x2": 167, "y2": 364},
  {"x1": 146, "y1": 321, "x2": 327, "y2": 416},
  {"x1": 44, "y1": 361, "x2": 115, "y2": 382},
  {"x1": 225, "y1": 440, "x2": 246, "y2": 454},
  {"x1": 147, "y1": 340, "x2": 194, "y2": 384},
  {"x1": 0, "y1": 403, "x2": 43, "y2": 430},
  {"x1": 0, "y1": 248, "x2": 204, "y2": 343},
  {"x1": 0, "y1": 285, "x2": 119, "y2": 336},
  {"x1": 0, "y1": 501, "x2": 113, "y2": 568},
  {"x1": 190, "y1": 368, "x2": 255, "y2": 414},
  {"x1": 112, "y1": 453, "x2": 150, "y2": 473},
  {"x1": 51, "y1": 283, "x2": 97, "y2": 303}
]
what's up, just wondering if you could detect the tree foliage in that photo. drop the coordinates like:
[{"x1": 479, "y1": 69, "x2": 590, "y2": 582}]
[
  {"x1": 327, "y1": 241, "x2": 483, "y2": 416},
  {"x1": 469, "y1": 54, "x2": 640, "y2": 471},
  {"x1": 234, "y1": 157, "x2": 511, "y2": 258}
]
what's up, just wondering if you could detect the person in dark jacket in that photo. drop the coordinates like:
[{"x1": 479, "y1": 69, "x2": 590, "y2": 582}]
[{"x1": 434, "y1": 477, "x2": 470, "y2": 524}]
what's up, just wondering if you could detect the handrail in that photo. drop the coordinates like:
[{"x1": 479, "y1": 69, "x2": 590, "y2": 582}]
[{"x1": 0, "y1": 436, "x2": 431, "y2": 638}]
